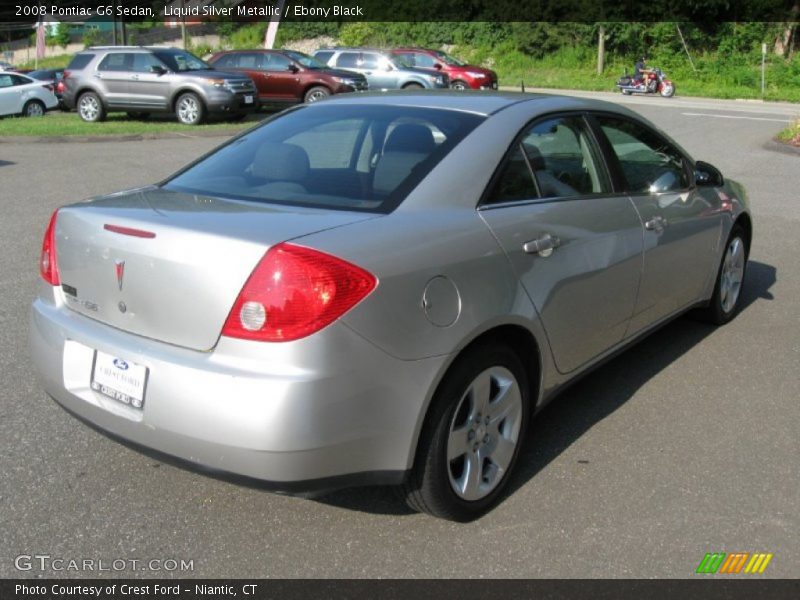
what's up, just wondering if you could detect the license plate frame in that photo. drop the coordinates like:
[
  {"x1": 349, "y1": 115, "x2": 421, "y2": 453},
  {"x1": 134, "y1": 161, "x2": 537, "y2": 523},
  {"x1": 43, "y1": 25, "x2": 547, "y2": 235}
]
[{"x1": 90, "y1": 350, "x2": 148, "y2": 410}]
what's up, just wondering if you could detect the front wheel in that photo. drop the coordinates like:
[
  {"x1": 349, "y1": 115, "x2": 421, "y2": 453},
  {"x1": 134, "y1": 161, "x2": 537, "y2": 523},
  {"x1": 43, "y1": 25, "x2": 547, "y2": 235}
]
[
  {"x1": 304, "y1": 86, "x2": 330, "y2": 103},
  {"x1": 175, "y1": 92, "x2": 205, "y2": 125},
  {"x1": 451, "y1": 80, "x2": 468, "y2": 91},
  {"x1": 696, "y1": 225, "x2": 748, "y2": 325},
  {"x1": 403, "y1": 82, "x2": 424, "y2": 90},
  {"x1": 22, "y1": 100, "x2": 45, "y2": 117},
  {"x1": 660, "y1": 83, "x2": 675, "y2": 97},
  {"x1": 401, "y1": 343, "x2": 529, "y2": 521}
]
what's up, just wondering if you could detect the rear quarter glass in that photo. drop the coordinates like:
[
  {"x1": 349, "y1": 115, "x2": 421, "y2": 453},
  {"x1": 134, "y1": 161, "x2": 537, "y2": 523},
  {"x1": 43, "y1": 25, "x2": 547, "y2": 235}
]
[{"x1": 66, "y1": 54, "x2": 94, "y2": 70}]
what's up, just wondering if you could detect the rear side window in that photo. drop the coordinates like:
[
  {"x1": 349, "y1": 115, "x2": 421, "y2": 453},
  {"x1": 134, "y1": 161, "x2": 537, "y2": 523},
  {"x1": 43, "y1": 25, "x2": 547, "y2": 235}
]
[
  {"x1": 212, "y1": 54, "x2": 236, "y2": 68},
  {"x1": 335, "y1": 52, "x2": 360, "y2": 68},
  {"x1": 232, "y1": 52, "x2": 263, "y2": 69},
  {"x1": 596, "y1": 115, "x2": 690, "y2": 193},
  {"x1": 314, "y1": 51, "x2": 333, "y2": 65},
  {"x1": 98, "y1": 53, "x2": 132, "y2": 72},
  {"x1": 165, "y1": 105, "x2": 484, "y2": 214},
  {"x1": 66, "y1": 54, "x2": 94, "y2": 70},
  {"x1": 0, "y1": 74, "x2": 14, "y2": 88}
]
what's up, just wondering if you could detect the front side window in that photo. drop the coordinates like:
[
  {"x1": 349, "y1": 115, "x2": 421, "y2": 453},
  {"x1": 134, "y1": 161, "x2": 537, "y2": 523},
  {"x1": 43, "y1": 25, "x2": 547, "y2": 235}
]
[
  {"x1": 132, "y1": 53, "x2": 164, "y2": 73},
  {"x1": 153, "y1": 50, "x2": 209, "y2": 72},
  {"x1": 264, "y1": 53, "x2": 292, "y2": 72},
  {"x1": 596, "y1": 115, "x2": 690, "y2": 193},
  {"x1": 360, "y1": 53, "x2": 381, "y2": 69},
  {"x1": 164, "y1": 105, "x2": 484, "y2": 214},
  {"x1": 413, "y1": 52, "x2": 437, "y2": 68}
]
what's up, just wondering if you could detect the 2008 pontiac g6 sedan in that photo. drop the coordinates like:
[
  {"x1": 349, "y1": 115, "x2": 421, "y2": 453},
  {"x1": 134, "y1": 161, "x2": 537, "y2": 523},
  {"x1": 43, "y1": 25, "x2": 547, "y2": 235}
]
[{"x1": 30, "y1": 92, "x2": 752, "y2": 520}]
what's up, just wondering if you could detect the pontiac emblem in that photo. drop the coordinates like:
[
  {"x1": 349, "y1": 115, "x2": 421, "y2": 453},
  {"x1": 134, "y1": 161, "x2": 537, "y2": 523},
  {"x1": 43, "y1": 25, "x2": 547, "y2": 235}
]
[{"x1": 115, "y1": 259, "x2": 125, "y2": 291}]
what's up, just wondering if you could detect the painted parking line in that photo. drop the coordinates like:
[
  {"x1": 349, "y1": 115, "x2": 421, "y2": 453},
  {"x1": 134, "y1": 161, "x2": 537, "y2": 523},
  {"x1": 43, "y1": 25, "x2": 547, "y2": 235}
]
[{"x1": 682, "y1": 112, "x2": 793, "y2": 123}]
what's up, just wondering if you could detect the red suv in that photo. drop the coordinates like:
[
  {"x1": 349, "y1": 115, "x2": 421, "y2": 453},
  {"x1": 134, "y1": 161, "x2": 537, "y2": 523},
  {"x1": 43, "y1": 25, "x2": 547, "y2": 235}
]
[
  {"x1": 390, "y1": 48, "x2": 498, "y2": 90},
  {"x1": 208, "y1": 49, "x2": 368, "y2": 104}
]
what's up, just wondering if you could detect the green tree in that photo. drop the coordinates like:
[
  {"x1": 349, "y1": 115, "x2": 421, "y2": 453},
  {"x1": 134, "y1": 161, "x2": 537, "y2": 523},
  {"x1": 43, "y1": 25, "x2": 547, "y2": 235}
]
[{"x1": 54, "y1": 23, "x2": 71, "y2": 49}]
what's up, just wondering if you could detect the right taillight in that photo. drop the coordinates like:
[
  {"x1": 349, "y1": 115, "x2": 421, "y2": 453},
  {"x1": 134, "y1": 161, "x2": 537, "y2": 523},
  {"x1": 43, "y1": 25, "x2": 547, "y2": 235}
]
[
  {"x1": 221, "y1": 243, "x2": 377, "y2": 342},
  {"x1": 40, "y1": 209, "x2": 60, "y2": 286}
]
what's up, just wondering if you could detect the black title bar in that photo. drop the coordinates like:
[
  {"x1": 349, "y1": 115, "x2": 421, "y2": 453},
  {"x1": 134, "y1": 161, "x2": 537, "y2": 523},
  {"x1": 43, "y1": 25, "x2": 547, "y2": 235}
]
[{"x1": 2, "y1": 0, "x2": 799, "y2": 23}]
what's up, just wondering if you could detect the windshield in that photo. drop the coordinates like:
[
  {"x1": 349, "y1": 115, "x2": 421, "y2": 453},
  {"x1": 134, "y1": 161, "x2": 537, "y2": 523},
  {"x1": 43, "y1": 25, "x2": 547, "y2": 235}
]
[
  {"x1": 434, "y1": 51, "x2": 467, "y2": 67},
  {"x1": 164, "y1": 105, "x2": 484, "y2": 214},
  {"x1": 153, "y1": 50, "x2": 210, "y2": 72},
  {"x1": 284, "y1": 50, "x2": 326, "y2": 69}
]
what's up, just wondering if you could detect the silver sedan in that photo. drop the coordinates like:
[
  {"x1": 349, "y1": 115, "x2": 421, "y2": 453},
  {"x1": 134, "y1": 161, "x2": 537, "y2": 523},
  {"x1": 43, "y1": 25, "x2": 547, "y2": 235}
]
[{"x1": 30, "y1": 92, "x2": 751, "y2": 520}]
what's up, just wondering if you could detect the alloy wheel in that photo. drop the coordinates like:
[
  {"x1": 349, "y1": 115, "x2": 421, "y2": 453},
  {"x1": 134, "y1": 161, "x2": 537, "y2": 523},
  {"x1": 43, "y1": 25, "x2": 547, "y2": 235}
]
[
  {"x1": 177, "y1": 96, "x2": 199, "y2": 124},
  {"x1": 79, "y1": 95, "x2": 99, "y2": 121},
  {"x1": 720, "y1": 236, "x2": 745, "y2": 313},
  {"x1": 446, "y1": 366, "x2": 523, "y2": 502}
]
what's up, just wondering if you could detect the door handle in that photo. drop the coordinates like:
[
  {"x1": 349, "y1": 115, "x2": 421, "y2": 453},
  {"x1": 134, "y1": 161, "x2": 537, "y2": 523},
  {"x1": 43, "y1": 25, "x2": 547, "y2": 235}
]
[
  {"x1": 523, "y1": 233, "x2": 561, "y2": 257},
  {"x1": 130, "y1": 75, "x2": 139, "y2": 80},
  {"x1": 644, "y1": 216, "x2": 668, "y2": 232}
]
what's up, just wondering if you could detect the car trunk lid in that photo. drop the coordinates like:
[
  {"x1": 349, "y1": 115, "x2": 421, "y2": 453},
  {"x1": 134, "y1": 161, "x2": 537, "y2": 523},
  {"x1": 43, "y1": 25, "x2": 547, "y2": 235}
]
[{"x1": 55, "y1": 186, "x2": 375, "y2": 351}]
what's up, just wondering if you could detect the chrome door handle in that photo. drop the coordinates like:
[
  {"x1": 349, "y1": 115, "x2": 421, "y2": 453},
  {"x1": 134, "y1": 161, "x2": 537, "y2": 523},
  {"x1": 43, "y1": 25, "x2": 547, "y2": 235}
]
[
  {"x1": 523, "y1": 233, "x2": 561, "y2": 257},
  {"x1": 644, "y1": 216, "x2": 668, "y2": 231}
]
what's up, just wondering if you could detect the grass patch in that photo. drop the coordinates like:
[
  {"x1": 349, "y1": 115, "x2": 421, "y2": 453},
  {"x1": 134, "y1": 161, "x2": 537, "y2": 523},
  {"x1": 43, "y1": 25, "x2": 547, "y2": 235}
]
[
  {"x1": 775, "y1": 119, "x2": 800, "y2": 146},
  {"x1": 0, "y1": 110, "x2": 262, "y2": 137},
  {"x1": 16, "y1": 54, "x2": 72, "y2": 70}
]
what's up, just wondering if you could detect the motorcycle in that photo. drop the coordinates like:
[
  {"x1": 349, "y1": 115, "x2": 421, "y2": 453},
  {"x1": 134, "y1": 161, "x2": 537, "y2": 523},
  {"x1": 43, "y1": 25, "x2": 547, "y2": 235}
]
[{"x1": 616, "y1": 67, "x2": 675, "y2": 98}]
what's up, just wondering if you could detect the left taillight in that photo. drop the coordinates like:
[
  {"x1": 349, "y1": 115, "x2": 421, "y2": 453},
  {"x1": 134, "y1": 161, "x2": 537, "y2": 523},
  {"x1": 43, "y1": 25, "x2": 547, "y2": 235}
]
[{"x1": 40, "y1": 209, "x2": 60, "y2": 285}]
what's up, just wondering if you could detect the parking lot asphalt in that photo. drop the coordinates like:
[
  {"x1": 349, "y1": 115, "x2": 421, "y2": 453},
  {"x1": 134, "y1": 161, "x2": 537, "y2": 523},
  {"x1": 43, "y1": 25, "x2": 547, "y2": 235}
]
[{"x1": 1, "y1": 96, "x2": 798, "y2": 578}]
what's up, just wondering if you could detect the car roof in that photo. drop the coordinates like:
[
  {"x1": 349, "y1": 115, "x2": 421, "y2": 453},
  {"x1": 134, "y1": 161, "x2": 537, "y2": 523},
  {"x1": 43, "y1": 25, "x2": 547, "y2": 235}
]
[{"x1": 320, "y1": 90, "x2": 638, "y2": 118}]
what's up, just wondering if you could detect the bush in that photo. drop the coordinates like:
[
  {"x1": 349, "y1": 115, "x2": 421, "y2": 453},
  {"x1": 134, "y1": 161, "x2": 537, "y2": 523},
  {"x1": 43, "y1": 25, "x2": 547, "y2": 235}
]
[{"x1": 82, "y1": 29, "x2": 101, "y2": 49}]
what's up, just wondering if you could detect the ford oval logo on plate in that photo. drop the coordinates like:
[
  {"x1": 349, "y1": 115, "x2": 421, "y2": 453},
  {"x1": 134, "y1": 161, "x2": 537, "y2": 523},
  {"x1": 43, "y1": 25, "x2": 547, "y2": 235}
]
[{"x1": 113, "y1": 358, "x2": 129, "y2": 370}]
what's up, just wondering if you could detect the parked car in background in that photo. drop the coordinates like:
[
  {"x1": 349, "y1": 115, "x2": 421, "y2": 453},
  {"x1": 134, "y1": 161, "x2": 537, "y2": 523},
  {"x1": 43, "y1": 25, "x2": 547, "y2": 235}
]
[
  {"x1": 26, "y1": 69, "x2": 66, "y2": 109},
  {"x1": 390, "y1": 48, "x2": 498, "y2": 91},
  {"x1": 312, "y1": 47, "x2": 449, "y2": 90},
  {"x1": 0, "y1": 60, "x2": 15, "y2": 71},
  {"x1": 208, "y1": 49, "x2": 368, "y2": 104},
  {"x1": 0, "y1": 71, "x2": 57, "y2": 117},
  {"x1": 62, "y1": 46, "x2": 257, "y2": 125},
  {"x1": 31, "y1": 92, "x2": 752, "y2": 521}
]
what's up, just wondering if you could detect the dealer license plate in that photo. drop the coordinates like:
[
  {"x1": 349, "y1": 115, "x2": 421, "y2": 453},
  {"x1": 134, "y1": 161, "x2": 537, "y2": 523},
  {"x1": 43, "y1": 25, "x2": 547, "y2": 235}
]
[
  {"x1": 90, "y1": 350, "x2": 148, "y2": 409},
  {"x1": 244, "y1": 95, "x2": 254, "y2": 104}
]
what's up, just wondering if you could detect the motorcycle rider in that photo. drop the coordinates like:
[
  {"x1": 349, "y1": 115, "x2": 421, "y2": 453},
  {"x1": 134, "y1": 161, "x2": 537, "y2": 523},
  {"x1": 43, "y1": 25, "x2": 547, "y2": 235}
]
[{"x1": 633, "y1": 55, "x2": 655, "y2": 91}]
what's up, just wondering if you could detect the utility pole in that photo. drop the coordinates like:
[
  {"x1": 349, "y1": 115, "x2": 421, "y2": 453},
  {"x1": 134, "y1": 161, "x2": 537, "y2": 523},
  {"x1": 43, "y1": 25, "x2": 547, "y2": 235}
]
[
  {"x1": 761, "y1": 43, "x2": 767, "y2": 96},
  {"x1": 597, "y1": 25, "x2": 605, "y2": 74},
  {"x1": 181, "y1": 0, "x2": 188, "y2": 50}
]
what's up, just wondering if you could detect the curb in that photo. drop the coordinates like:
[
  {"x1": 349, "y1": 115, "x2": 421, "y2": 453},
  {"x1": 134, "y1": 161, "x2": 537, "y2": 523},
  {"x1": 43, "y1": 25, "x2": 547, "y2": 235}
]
[
  {"x1": 764, "y1": 139, "x2": 800, "y2": 156},
  {"x1": 0, "y1": 128, "x2": 245, "y2": 144}
]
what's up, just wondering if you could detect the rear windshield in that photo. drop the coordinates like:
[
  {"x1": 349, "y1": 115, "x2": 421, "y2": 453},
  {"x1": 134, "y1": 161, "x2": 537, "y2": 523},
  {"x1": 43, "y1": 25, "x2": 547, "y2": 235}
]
[
  {"x1": 67, "y1": 54, "x2": 94, "y2": 70},
  {"x1": 164, "y1": 105, "x2": 484, "y2": 213}
]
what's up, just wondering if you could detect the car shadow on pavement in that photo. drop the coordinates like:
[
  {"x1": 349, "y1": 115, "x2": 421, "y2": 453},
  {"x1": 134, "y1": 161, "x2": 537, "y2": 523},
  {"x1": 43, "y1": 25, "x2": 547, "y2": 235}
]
[
  {"x1": 313, "y1": 260, "x2": 776, "y2": 517},
  {"x1": 0, "y1": 160, "x2": 15, "y2": 168}
]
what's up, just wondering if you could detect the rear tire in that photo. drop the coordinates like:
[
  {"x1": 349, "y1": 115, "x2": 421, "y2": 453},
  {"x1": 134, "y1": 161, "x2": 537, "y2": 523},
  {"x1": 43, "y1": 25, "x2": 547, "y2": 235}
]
[
  {"x1": 175, "y1": 92, "x2": 205, "y2": 125},
  {"x1": 403, "y1": 82, "x2": 424, "y2": 90},
  {"x1": 77, "y1": 92, "x2": 106, "y2": 122},
  {"x1": 695, "y1": 225, "x2": 748, "y2": 325},
  {"x1": 304, "y1": 86, "x2": 330, "y2": 103},
  {"x1": 22, "y1": 100, "x2": 45, "y2": 117},
  {"x1": 401, "y1": 343, "x2": 530, "y2": 521}
]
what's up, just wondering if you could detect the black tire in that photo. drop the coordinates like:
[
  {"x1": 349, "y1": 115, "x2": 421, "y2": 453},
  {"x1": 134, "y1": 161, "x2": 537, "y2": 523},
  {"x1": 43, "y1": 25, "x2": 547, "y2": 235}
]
[
  {"x1": 126, "y1": 111, "x2": 151, "y2": 120},
  {"x1": 401, "y1": 343, "x2": 530, "y2": 521},
  {"x1": 77, "y1": 91, "x2": 106, "y2": 122},
  {"x1": 695, "y1": 225, "x2": 748, "y2": 325},
  {"x1": 403, "y1": 82, "x2": 424, "y2": 90},
  {"x1": 22, "y1": 100, "x2": 45, "y2": 117},
  {"x1": 175, "y1": 92, "x2": 205, "y2": 125},
  {"x1": 304, "y1": 85, "x2": 331, "y2": 103}
]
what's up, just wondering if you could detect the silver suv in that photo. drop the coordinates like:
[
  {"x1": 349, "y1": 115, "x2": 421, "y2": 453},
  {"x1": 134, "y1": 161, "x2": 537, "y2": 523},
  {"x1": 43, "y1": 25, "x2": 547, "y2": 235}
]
[
  {"x1": 62, "y1": 46, "x2": 258, "y2": 125},
  {"x1": 312, "y1": 48, "x2": 449, "y2": 90}
]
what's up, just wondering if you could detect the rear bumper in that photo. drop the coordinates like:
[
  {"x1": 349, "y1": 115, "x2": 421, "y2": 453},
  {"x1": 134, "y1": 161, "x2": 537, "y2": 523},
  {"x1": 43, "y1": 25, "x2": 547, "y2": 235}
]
[{"x1": 29, "y1": 288, "x2": 446, "y2": 491}]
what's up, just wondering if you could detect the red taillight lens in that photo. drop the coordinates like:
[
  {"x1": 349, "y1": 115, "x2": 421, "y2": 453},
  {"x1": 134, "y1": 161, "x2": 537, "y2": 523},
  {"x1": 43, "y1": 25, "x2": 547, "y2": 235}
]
[
  {"x1": 221, "y1": 243, "x2": 377, "y2": 342},
  {"x1": 40, "y1": 209, "x2": 60, "y2": 285}
]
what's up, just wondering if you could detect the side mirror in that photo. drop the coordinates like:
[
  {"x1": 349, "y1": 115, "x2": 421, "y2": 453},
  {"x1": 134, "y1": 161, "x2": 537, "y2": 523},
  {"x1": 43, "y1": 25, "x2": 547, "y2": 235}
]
[
  {"x1": 150, "y1": 65, "x2": 167, "y2": 75},
  {"x1": 695, "y1": 160, "x2": 724, "y2": 187},
  {"x1": 384, "y1": 63, "x2": 394, "y2": 71},
  {"x1": 287, "y1": 64, "x2": 299, "y2": 73}
]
